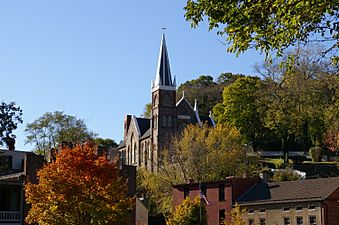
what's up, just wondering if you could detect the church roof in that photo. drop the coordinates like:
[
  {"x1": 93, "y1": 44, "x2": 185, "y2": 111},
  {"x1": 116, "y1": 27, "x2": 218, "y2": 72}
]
[
  {"x1": 135, "y1": 117, "x2": 150, "y2": 137},
  {"x1": 152, "y1": 34, "x2": 176, "y2": 91}
]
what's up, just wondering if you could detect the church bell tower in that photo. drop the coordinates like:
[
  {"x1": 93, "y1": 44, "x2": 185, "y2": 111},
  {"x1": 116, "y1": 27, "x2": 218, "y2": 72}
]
[{"x1": 151, "y1": 34, "x2": 176, "y2": 170}]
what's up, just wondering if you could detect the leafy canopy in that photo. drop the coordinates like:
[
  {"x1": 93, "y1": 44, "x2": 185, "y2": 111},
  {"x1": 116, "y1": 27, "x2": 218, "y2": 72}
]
[
  {"x1": 0, "y1": 102, "x2": 23, "y2": 147},
  {"x1": 25, "y1": 142, "x2": 133, "y2": 225},
  {"x1": 25, "y1": 111, "x2": 96, "y2": 156},
  {"x1": 213, "y1": 76, "x2": 266, "y2": 151},
  {"x1": 184, "y1": 0, "x2": 338, "y2": 62}
]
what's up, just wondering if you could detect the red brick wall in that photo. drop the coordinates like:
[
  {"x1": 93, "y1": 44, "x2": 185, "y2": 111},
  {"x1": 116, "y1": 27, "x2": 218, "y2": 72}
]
[
  {"x1": 324, "y1": 187, "x2": 339, "y2": 225},
  {"x1": 25, "y1": 153, "x2": 45, "y2": 184},
  {"x1": 172, "y1": 178, "x2": 260, "y2": 225}
]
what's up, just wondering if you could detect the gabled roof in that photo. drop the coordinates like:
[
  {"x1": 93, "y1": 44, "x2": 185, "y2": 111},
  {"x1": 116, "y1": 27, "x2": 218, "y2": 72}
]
[
  {"x1": 152, "y1": 34, "x2": 176, "y2": 91},
  {"x1": 135, "y1": 117, "x2": 150, "y2": 137},
  {"x1": 176, "y1": 92, "x2": 194, "y2": 110},
  {"x1": 140, "y1": 128, "x2": 151, "y2": 140},
  {"x1": 237, "y1": 177, "x2": 339, "y2": 205}
]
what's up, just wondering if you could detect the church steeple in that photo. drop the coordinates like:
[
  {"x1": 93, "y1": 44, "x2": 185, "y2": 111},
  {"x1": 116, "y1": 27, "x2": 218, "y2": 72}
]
[{"x1": 152, "y1": 34, "x2": 176, "y2": 91}]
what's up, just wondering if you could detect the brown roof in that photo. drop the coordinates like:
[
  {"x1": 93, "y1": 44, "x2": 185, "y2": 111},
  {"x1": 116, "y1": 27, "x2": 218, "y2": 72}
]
[{"x1": 238, "y1": 177, "x2": 339, "y2": 206}]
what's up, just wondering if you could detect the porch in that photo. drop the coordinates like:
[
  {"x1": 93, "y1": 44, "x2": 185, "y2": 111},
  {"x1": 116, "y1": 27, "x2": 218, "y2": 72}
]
[{"x1": 0, "y1": 183, "x2": 23, "y2": 225}]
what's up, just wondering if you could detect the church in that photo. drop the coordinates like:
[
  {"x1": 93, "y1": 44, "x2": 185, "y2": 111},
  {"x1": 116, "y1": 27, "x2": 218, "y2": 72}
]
[{"x1": 118, "y1": 34, "x2": 215, "y2": 171}]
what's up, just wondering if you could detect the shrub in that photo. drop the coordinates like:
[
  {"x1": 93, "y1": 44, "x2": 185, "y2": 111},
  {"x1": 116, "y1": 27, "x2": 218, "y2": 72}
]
[{"x1": 309, "y1": 146, "x2": 323, "y2": 162}]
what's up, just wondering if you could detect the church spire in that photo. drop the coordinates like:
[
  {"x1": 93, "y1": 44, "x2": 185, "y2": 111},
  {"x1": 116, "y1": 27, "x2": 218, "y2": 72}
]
[{"x1": 152, "y1": 34, "x2": 176, "y2": 91}]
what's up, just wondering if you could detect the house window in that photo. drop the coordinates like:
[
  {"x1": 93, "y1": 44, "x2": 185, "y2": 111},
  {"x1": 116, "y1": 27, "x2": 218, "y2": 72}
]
[
  {"x1": 219, "y1": 209, "x2": 225, "y2": 225},
  {"x1": 283, "y1": 207, "x2": 290, "y2": 211},
  {"x1": 309, "y1": 216, "x2": 316, "y2": 225},
  {"x1": 308, "y1": 205, "x2": 316, "y2": 210},
  {"x1": 184, "y1": 187, "x2": 190, "y2": 199},
  {"x1": 259, "y1": 218, "x2": 266, "y2": 225},
  {"x1": 248, "y1": 219, "x2": 254, "y2": 225},
  {"x1": 219, "y1": 184, "x2": 225, "y2": 201},
  {"x1": 247, "y1": 208, "x2": 254, "y2": 214},
  {"x1": 296, "y1": 216, "x2": 303, "y2": 225},
  {"x1": 284, "y1": 217, "x2": 291, "y2": 225},
  {"x1": 259, "y1": 208, "x2": 265, "y2": 213},
  {"x1": 295, "y1": 206, "x2": 302, "y2": 211}
]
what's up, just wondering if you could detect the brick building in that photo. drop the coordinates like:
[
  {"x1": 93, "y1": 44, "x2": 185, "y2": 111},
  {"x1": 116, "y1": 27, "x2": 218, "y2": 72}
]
[
  {"x1": 237, "y1": 177, "x2": 339, "y2": 225},
  {"x1": 118, "y1": 34, "x2": 215, "y2": 172},
  {"x1": 172, "y1": 177, "x2": 260, "y2": 225},
  {"x1": 0, "y1": 148, "x2": 44, "y2": 225}
]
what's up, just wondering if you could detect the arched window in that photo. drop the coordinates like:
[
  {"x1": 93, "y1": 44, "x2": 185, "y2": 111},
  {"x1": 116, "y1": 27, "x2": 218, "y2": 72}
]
[
  {"x1": 144, "y1": 143, "x2": 148, "y2": 168},
  {"x1": 134, "y1": 143, "x2": 137, "y2": 164},
  {"x1": 127, "y1": 146, "x2": 130, "y2": 164},
  {"x1": 162, "y1": 115, "x2": 167, "y2": 127},
  {"x1": 168, "y1": 115, "x2": 173, "y2": 127},
  {"x1": 163, "y1": 94, "x2": 172, "y2": 106},
  {"x1": 138, "y1": 143, "x2": 141, "y2": 166}
]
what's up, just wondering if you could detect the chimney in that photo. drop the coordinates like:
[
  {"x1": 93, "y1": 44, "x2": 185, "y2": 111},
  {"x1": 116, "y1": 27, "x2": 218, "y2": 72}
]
[
  {"x1": 6, "y1": 137, "x2": 15, "y2": 151},
  {"x1": 124, "y1": 115, "x2": 132, "y2": 138}
]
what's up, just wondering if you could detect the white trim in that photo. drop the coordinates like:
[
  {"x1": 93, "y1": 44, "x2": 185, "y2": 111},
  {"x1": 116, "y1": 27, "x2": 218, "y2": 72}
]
[
  {"x1": 176, "y1": 94, "x2": 194, "y2": 110},
  {"x1": 152, "y1": 84, "x2": 176, "y2": 92},
  {"x1": 178, "y1": 115, "x2": 191, "y2": 120},
  {"x1": 194, "y1": 99, "x2": 202, "y2": 126},
  {"x1": 0, "y1": 172, "x2": 25, "y2": 181}
]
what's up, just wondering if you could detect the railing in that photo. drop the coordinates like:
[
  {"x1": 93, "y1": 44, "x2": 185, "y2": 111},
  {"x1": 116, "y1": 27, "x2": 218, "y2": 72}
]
[{"x1": 0, "y1": 211, "x2": 21, "y2": 222}]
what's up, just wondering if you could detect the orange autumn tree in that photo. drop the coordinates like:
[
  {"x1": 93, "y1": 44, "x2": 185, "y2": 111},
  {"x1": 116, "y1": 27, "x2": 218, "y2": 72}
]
[{"x1": 25, "y1": 142, "x2": 133, "y2": 225}]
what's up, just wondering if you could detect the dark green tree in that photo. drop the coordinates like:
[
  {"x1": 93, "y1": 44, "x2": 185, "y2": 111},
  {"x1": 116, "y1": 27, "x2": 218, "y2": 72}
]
[
  {"x1": 0, "y1": 102, "x2": 23, "y2": 147},
  {"x1": 177, "y1": 73, "x2": 246, "y2": 115}
]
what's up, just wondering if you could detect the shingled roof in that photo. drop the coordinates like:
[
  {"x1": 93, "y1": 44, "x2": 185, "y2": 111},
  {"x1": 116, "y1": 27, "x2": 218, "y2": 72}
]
[
  {"x1": 237, "y1": 177, "x2": 339, "y2": 206},
  {"x1": 135, "y1": 117, "x2": 150, "y2": 137}
]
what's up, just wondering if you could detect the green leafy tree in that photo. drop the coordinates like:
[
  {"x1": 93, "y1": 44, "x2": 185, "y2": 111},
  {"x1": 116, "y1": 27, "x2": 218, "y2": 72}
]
[
  {"x1": 177, "y1": 73, "x2": 248, "y2": 116},
  {"x1": 0, "y1": 102, "x2": 23, "y2": 147},
  {"x1": 137, "y1": 168, "x2": 173, "y2": 216},
  {"x1": 184, "y1": 0, "x2": 338, "y2": 63},
  {"x1": 177, "y1": 75, "x2": 220, "y2": 115},
  {"x1": 166, "y1": 196, "x2": 207, "y2": 225},
  {"x1": 25, "y1": 142, "x2": 133, "y2": 225},
  {"x1": 309, "y1": 146, "x2": 323, "y2": 162},
  {"x1": 213, "y1": 76, "x2": 267, "y2": 151},
  {"x1": 93, "y1": 138, "x2": 118, "y2": 149},
  {"x1": 256, "y1": 47, "x2": 338, "y2": 160},
  {"x1": 216, "y1": 73, "x2": 245, "y2": 86},
  {"x1": 271, "y1": 168, "x2": 301, "y2": 182},
  {"x1": 142, "y1": 103, "x2": 152, "y2": 118},
  {"x1": 138, "y1": 124, "x2": 260, "y2": 215},
  {"x1": 25, "y1": 111, "x2": 96, "y2": 156}
]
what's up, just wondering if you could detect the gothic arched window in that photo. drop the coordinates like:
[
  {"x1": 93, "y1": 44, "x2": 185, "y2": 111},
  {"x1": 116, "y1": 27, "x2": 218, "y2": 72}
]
[
  {"x1": 168, "y1": 115, "x2": 173, "y2": 127},
  {"x1": 162, "y1": 115, "x2": 167, "y2": 127},
  {"x1": 133, "y1": 143, "x2": 137, "y2": 164},
  {"x1": 163, "y1": 94, "x2": 172, "y2": 106}
]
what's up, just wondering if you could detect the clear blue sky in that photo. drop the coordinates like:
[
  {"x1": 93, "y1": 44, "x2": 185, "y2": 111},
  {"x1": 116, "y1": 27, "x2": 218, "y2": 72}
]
[{"x1": 0, "y1": 0, "x2": 264, "y2": 150}]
